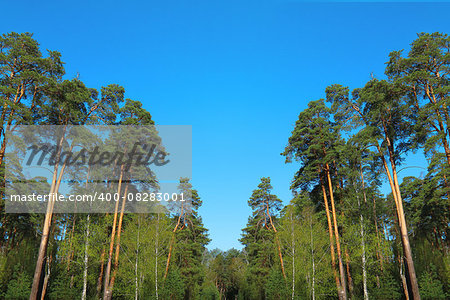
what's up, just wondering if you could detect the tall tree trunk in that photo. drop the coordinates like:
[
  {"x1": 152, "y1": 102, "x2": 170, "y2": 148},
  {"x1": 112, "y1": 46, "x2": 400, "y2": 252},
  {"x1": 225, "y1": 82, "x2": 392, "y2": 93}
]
[
  {"x1": 82, "y1": 214, "x2": 90, "y2": 300},
  {"x1": 310, "y1": 211, "x2": 315, "y2": 300},
  {"x1": 400, "y1": 254, "x2": 410, "y2": 300},
  {"x1": 97, "y1": 246, "x2": 106, "y2": 298},
  {"x1": 354, "y1": 174, "x2": 369, "y2": 300},
  {"x1": 103, "y1": 165, "x2": 125, "y2": 300},
  {"x1": 351, "y1": 94, "x2": 420, "y2": 298},
  {"x1": 30, "y1": 130, "x2": 67, "y2": 300},
  {"x1": 266, "y1": 202, "x2": 286, "y2": 279},
  {"x1": 390, "y1": 157, "x2": 420, "y2": 300},
  {"x1": 135, "y1": 215, "x2": 140, "y2": 300},
  {"x1": 325, "y1": 164, "x2": 347, "y2": 300},
  {"x1": 82, "y1": 168, "x2": 91, "y2": 300},
  {"x1": 66, "y1": 214, "x2": 77, "y2": 272},
  {"x1": 164, "y1": 202, "x2": 184, "y2": 279},
  {"x1": 155, "y1": 213, "x2": 160, "y2": 300},
  {"x1": 379, "y1": 133, "x2": 420, "y2": 299},
  {"x1": 30, "y1": 166, "x2": 58, "y2": 299},
  {"x1": 290, "y1": 210, "x2": 295, "y2": 300},
  {"x1": 107, "y1": 183, "x2": 129, "y2": 299},
  {"x1": 40, "y1": 224, "x2": 57, "y2": 300},
  {"x1": 361, "y1": 214, "x2": 368, "y2": 300},
  {"x1": 376, "y1": 139, "x2": 420, "y2": 299},
  {"x1": 345, "y1": 248, "x2": 353, "y2": 297},
  {"x1": 320, "y1": 179, "x2": 341, "y2": 294},
  {"x1": 40, "y1": 255, "x2": 51, "y2": 300},
  {"x1": 356, "y1": 178, "x2": 369, "y2": 300}
]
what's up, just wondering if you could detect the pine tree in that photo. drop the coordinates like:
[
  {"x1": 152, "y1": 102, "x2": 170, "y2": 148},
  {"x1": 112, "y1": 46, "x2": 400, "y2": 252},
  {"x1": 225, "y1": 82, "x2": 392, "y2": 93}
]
[
  {"x1": 326, "y1": 80, "x2": 421, "y2": 299},
  {"x1": 165, "y1": 178, "x2": 210, "y2": 299},
  {"x1": 283, "y1": 99, "x2": 348, "y2": 299},
  {"x1": 240, "y1": 177, "x2": 285, "y2": 300}
]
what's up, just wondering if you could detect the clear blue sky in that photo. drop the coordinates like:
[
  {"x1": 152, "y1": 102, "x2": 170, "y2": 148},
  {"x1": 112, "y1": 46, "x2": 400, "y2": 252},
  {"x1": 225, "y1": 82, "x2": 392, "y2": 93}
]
[{"x1": 2, "y1": 1, "x2": 449, "y2": 250}]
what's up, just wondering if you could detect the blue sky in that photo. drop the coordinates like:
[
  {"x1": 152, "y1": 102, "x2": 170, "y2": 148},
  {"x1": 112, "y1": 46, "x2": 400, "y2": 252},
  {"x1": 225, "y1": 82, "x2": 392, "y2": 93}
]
[{"x1": 2, "y1": 1, "x2": 449, "y2": 250}]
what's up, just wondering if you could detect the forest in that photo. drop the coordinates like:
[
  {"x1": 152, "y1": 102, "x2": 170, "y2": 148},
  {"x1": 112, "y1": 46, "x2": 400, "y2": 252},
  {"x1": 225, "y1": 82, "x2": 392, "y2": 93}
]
[{"x1": 0, "y1": 31, "x2": 449, "y2": 300}]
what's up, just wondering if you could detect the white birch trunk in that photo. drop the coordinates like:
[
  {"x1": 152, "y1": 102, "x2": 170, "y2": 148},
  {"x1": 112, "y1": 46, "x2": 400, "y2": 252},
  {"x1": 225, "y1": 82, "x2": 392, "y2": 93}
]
[
  {"x1": 135, "y1": 216, "x2": 140, "y2": 300},
  {"x1": 361, "y1": 213, "x2": 368, "y2": 300},
  {"x1": 155, "y1": 213, "x2": 159, "y2": 300},
  {"x1": 291, "y1": 211, "x2": 295, "y2": 300},
  {"x1": 359, "y1": 165, "x2": 369, "y2": 300},
  {"x1": 310, "y1": 214, "x2": 315, "y2": 300},
  {"x1": 82, "y1": 214, "x2": 90, "y2": 300}
]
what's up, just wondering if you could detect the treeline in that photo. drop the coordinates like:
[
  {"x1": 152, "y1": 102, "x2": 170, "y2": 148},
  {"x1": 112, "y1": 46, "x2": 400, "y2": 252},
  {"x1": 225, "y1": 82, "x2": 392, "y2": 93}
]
[
  {"x1": 202, "y1": 33, "x2": 449, "y2": 299},
  {"x1": 0, "y1": 32, "x2": 211, "y2": 299},
  {"x1": 1, "y1": 31, "x2": 449, "y2": 300},
  {"x1": 227, "y1": 32, "x2": 449, "y2": 300}
]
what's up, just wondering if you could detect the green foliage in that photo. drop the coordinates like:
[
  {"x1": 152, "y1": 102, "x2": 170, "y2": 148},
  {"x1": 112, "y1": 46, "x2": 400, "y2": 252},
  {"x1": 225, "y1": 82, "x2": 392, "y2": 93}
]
[
  {"x1": 202, "y1": 248, "x2": 247, "y2": 299},
  {"x1": 198, "y1": 282, "x2": 220, "y2": 300},
  {"x1": 279, "y1": 203, "x2": 338, "y2": 299},
  {"x1": 1, "y1": 30, "x2": 450, "y2": 300},
  {"x1": 369, "y1": 270, "x2": 401, "y2": 300},
  {"x1": 265, "y1": 268, "x2": 288, "y2": 300},
  {"x1": 47, "y1": 270, "x2": 80, "y2": 300},
  {"x1": 419, "y1": 266, "x2": 447, "y2": 300},
  {"x1": 4, "y1": 266, "x2": 32, "y2": 300},
  {"x1": 160, "y1": 268, "x2": 184, "y2": 300},
  {"x1": 240, "y1": 177, "x2": 284, "y2": 299},
  {"x1": 169, "y1": 179, "x2": 210, "y2": 299}
]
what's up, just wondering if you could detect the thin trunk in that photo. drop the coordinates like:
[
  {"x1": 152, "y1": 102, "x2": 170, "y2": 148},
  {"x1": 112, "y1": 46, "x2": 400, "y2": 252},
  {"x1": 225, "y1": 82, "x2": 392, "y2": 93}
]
[
  {"x1": 393, "y1": 193, "x2": 410, "y2": 300},
  {"x1": 372, "y1": 195, "x2": 384, "y2": 271},
  {"x1": 325, "y1": 164, "x2": 347, "y2": 300},
  {"x1": 345, "y1": 248, "x2": 353, "y2": 297},
  {"x1": 82, "y1": 168, "x2": 91, "y2": 300},
  {"x1": 355, "y1": 174, "x2": 368, "y2": 300},
  {"x1": 310, "y1": 212, "x2": 315, "y2": 300},
  {"x1": 164, "y1": 202, "x2": 184, "y2": 279},
  {"x1": 356, "y1": 182, "x2": 368, "y2": 300},
  {"x1": 291, "y1": 211, "x2": 295, "y2": 300},
  {"x1": 361, "y1": 214, "x2": 368, "y2": 300},
  {"x1": 400, "y1": 254, "x2": 410, "y2": 300},
  {"x1": 96, "y1": 246, "x2": 106, "y2": 298},
  {"x1": 383, "y1": 220, "x2": 389, "y2": 242},
  {"x1": 155, "y1": 214, "x2": 160, "y2": 300},
  {"x1": 30, "y1": 129, "x2": 67, "y2": 300},
  {"x1": 30, "y1": 164, "x2": 58, "y2": 299},
  {"x1": 292, "y1": 244, "x2": 295, "y2": 300},
  {"x1": 103, "y1": 165, "x2": 125, "y2": 300},
  {"x1": 391, "y1": 169, "x2": 420, "y2": 299},
  {"x1": 377, "y1": 140, "x2": 420, "y2": 300},
  {"x1": 320, "y1": 179, "x2": 340, "y2": 293},
  {"x1": 384, "y1": 137, "x2": 420, "y2": 299},
  {"x1": 106, "y1": 182, "x2": 129, "y2": 299},
  {"x1": 351, "y1": 97, "x2": 421, "y2": 298},
  {"x1": 135, "y1": 216, "x2": 141, "y2": 300},
  {"x1": 66, "y1": 214, "x2": 77, "y2": 271},
  {"x1": 82, "y1": 214, "x2": 90, "y2": 300},
  {"x1": 40, "y1": 255, "x2": 51, "y2": 300},
  {"x1": 266, "y1": 202, "x2": 286, "y2": 279}
]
